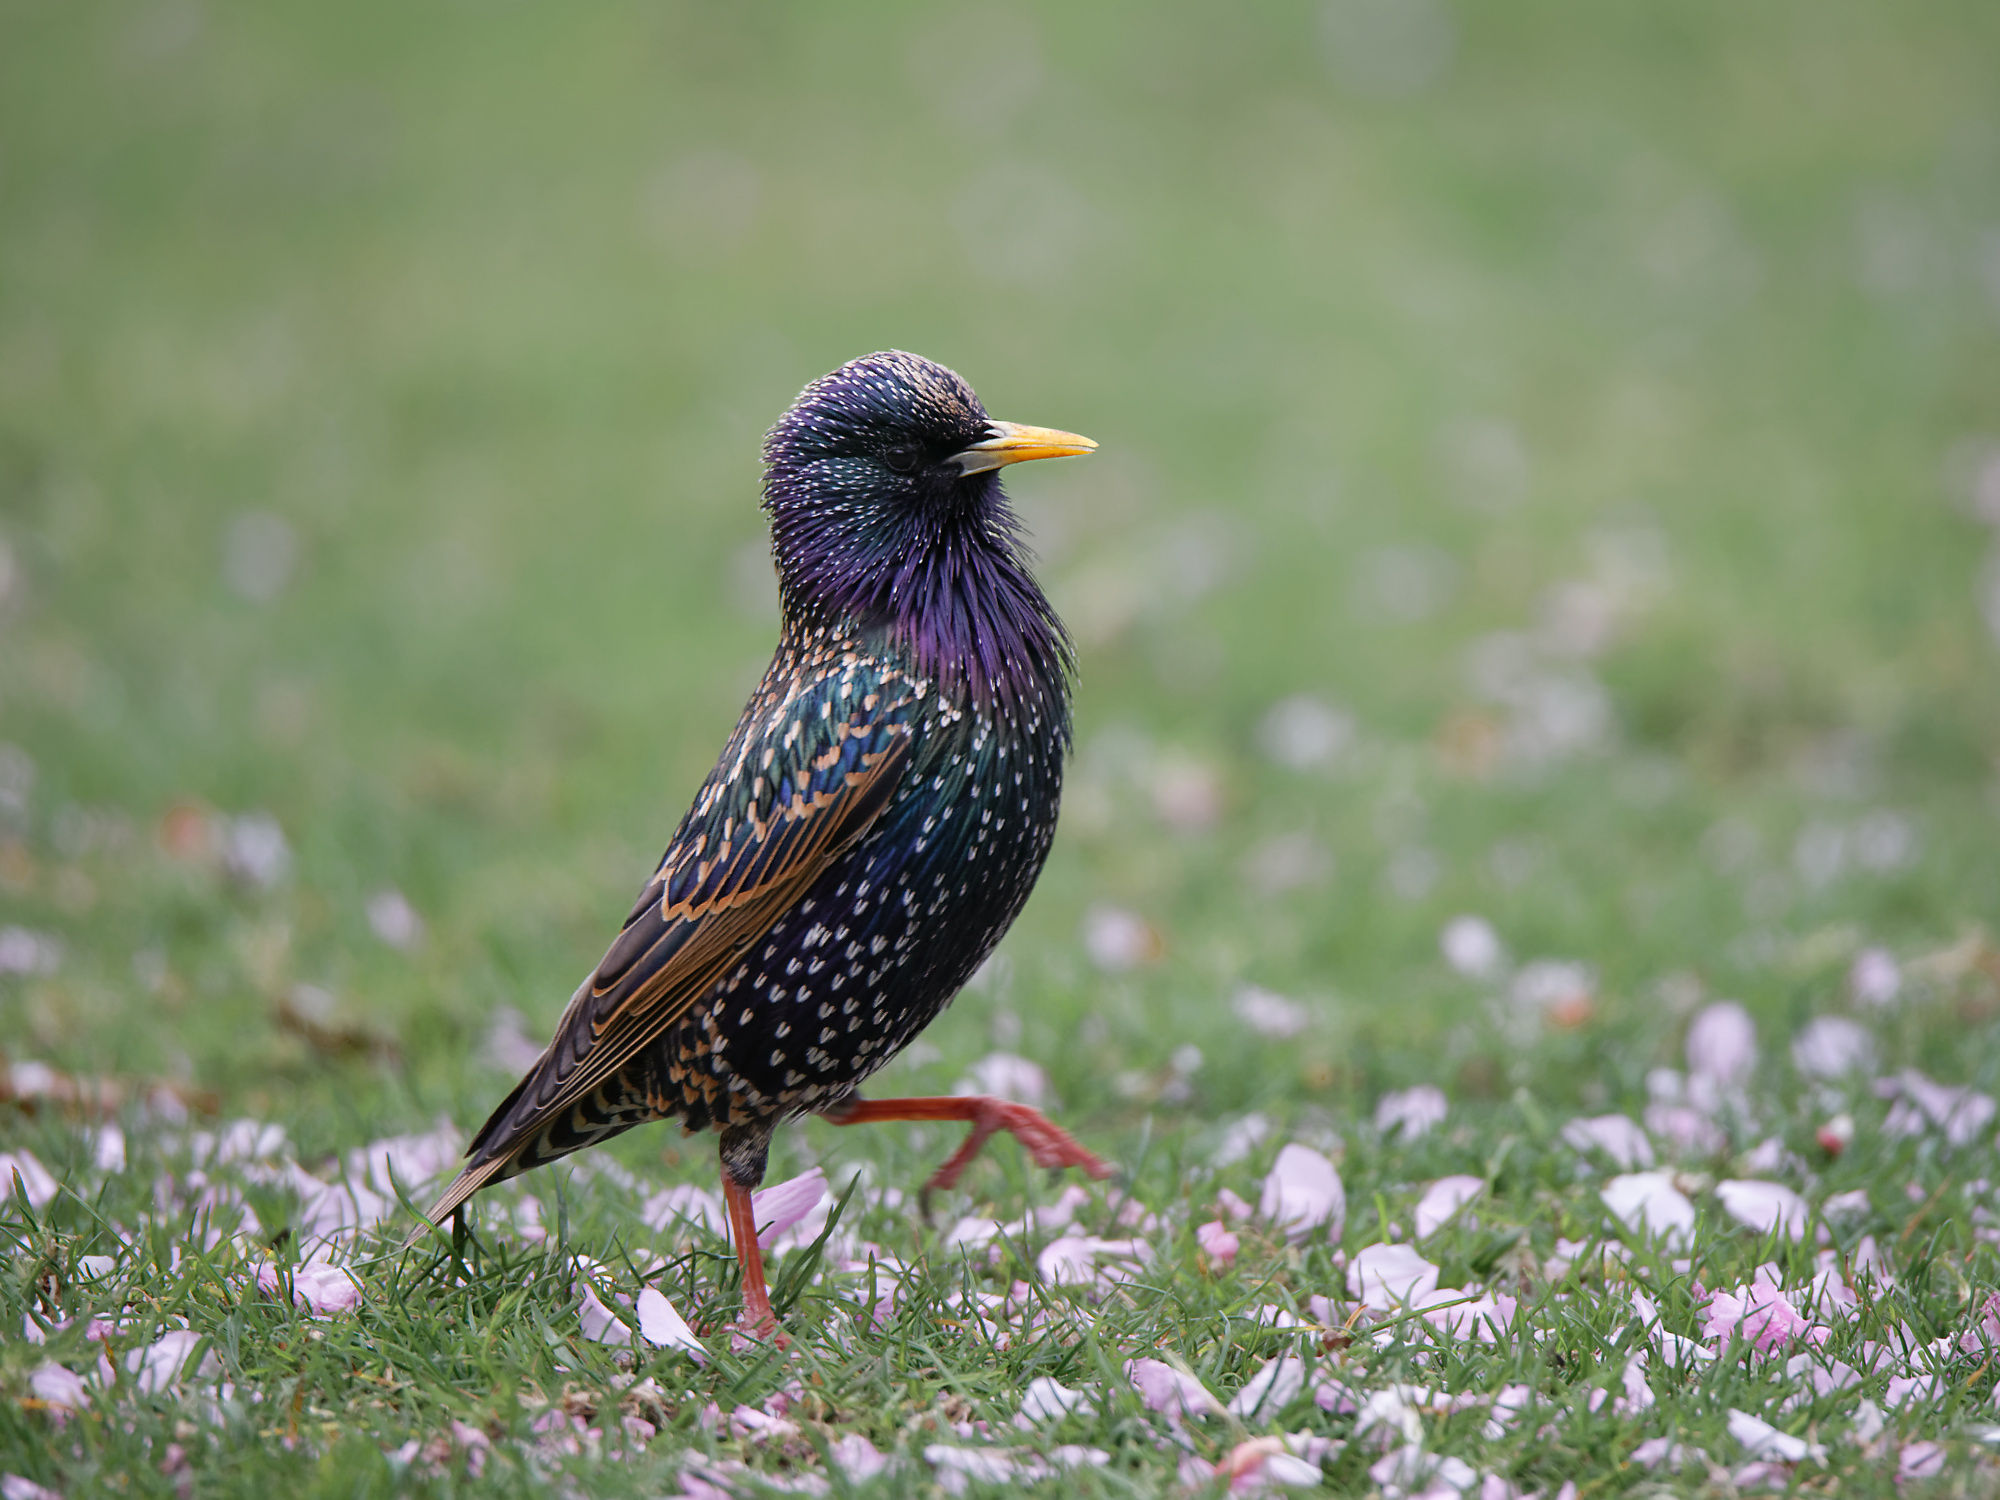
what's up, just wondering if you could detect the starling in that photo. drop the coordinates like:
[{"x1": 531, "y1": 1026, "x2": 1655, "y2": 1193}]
[{"x1": 416, "y1": 351, "x2": 1109, "y2": 1332}]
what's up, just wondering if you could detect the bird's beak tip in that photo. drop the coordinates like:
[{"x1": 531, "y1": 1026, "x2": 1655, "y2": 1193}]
[{"x1": 951, "y1": 421, "x2": 1098, "y2": 475}]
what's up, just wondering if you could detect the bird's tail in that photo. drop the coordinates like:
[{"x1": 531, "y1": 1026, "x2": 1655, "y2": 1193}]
[{"x1": 401, "y1": 1154, "x2": 517, "y2": 1251}]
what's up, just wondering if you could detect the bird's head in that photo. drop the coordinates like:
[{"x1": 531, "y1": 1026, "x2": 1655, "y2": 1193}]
[{"x1": 761, "y1": 350, "x2": 1094, "y2": 628}]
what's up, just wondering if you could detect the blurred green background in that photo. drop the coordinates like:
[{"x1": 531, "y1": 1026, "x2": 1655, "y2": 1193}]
[{"x1": 4, "y1": 0, "x2": 1999, "y2": 1155}]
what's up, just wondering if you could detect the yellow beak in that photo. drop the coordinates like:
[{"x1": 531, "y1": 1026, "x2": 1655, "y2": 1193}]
[{"x1": 950, "y1": 420, "x2": 1098, "y2": 475}]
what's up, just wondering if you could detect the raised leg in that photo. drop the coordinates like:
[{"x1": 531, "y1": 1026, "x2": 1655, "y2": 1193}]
[{"x1": 821, "y1": 1095, "x2": 1112, "y2": 1210}]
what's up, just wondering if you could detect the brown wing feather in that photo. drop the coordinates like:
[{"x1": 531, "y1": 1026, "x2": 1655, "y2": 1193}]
[{"x1": 411, "y1": 696, "x2": 914, "y2": 1238}]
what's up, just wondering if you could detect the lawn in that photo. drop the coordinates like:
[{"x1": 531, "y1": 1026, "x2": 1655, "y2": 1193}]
[{"x1": 4, "y1": 1, "x2": 2000, "y2": 1494}]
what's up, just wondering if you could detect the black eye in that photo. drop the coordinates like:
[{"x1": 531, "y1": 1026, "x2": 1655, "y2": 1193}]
[{"x1": 881, "y1": 443, "x2": 921, "y2": 475}]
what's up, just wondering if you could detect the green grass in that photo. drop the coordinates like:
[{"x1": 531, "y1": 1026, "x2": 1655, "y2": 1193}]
[{"x1": 4, "y1": 0, "x2": 2000, "y2": 1493}]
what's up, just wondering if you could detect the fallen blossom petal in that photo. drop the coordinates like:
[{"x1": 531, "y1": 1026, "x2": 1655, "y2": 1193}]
[
  {"x1": 577, "y1": 1279, "x2": 627, "y2": 1343},
  {"x1": 1817, "y1": 1114, "x2": 1855, "y2": 1156},
  {"x1": 1214, "y1": 1114, "x2": 1273, "y2": 1168},
  {"x1": 1631, "y1": 1438, "x2": 1696, "y2": 1471},
  {"x1": 1197, "y1": 1219, "x2": 1240, "y2": 1268},
  {"x1": 125, "y1": 1329, "x2": 213, "y2": 1395},
  {"x1": 1, "y1": 1477, "x2": 62, "y2": 1500},
  {"x1": 1703, "y1": 1279, "x2": 1829, "y2": 1355},
  {"x1": 829, "y1": 1434, "x2": 890, "y2": 1482},
  {"x1": 348, "y1": 1126, "x2": 461, "y2": 1200},
  {"x1": 642, "y1": 1183, "x2": 728, "y2": 1237},
  {"x1": 1850, "y1": 947, "x2": 1901, "y2": 1006},
  {"x1": 1375, "y1": 1085, "x2": 1448, "y2": 1142},
  {"x1": 1229, "y1": 1443, "x2": 1324, "y2": 1493},
  {"x1": 1226, "y1": 1356, "x2": 1307, "y2": 1421},
  {"x1": 1369, "y1": 1445, "x2": 1479, "y2": 1500},
  {"x1": 922, "y1": 1444, "x2": 1033, "y2": 1494},
  {"x1": 1440, "y1": 915, "x2": 1506, "y2": 979},
  {"x1": 1423, "y1": 1292, "x2": 1515, "y2": 1343},
  {"x1": 1601, "y1": 1171, "x2": 1696, "y2": 1248},
  {"x1": 636, "y1": 1288, "x2": 706, "y2": 1361},
  {"x1": 1687, "y1": 1002, "x2": 1757, "y2": 1085},
  {"x1": 1414, "y1": 1176, "x2": 1483, "y2": 1239},
  {"x1": 1716, "y1": 1179, "x2": 1810, "y2": 1241},
  {"x1": 1126, "y1": 1357, "x2": 1223, "y2": 1419},
  {"x1": 255, "y1": 1259, "x2": 362, "y2": 1316},
  {"x1": 1082, "y1": 906, "x2": 1161, "y2": 971},
  {"x1": 1259, "y1": 1143, "x2": 1345, "y2": 1243},
  {"x1": 1726, "y1": 1408, "x2": 1823, "y2": 1463},
  {"x1": 1899, "y1": 1441, "x2": 1947, "y2": 1479},
  {"x1": 1018, "y1": 1376, "x2": 1092, "y2": 1425},
  {"x1": 1233, "y1": 985, "x2": 1310, "y2": 1039},
  {"x1": 1482, "y1": 1385, "x2": 1533, "y2": 1440},
  {"x1": 366, "y1": 889, "x2": 425, "y2": 951},
  {"x1": 88, "y1": 1126, "x2": 125, "y2": 1174},
  {"x1": 751, "y1": 1168, "x2": 828, "y2": 1250},
  {"x1": 1036, "y1": 1234, "x2": 1148, "y2": 1286},
  {"x1": 1348, "y1": 1243, "x2": 1442, "y2": 1311},
  {"x1": 0, "y1": 1151, "x2": 58, "y2": 1208},
  {"x1": 1644, "y1": 1102, "x2": 1727, "y2": 1156},
  {"x1": 28, "y1": 1363, "x2": 87, "y2": 1413},
  {"x1": 954, "y1": 1052, "x2": 1051, "y2": 1109},
  {"x1": 1878, "y1": 1068, "x2": 1997, "y2": 1147},
  {"x1": 1560, "y1": 1114, "x2": 1654, "y2": 1170},
  {"x1": 1791, "y1": 1016, "x2": 1875, "y2": 1079}
]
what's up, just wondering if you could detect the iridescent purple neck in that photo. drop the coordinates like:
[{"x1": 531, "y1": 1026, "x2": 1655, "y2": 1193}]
[{"x1": 770, "y1": 476, "x2": 1072, "y2": 720}]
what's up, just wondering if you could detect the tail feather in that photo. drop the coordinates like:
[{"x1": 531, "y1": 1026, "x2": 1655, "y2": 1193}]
[{"x1": 402, "y1": 1153, "x2": 517, "y2": 1250}]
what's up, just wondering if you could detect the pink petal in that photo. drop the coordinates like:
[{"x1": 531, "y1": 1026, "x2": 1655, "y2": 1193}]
[
  {"x1": 1374, "y1": 1086, "x2": 1448, "y2": 1142},
  {"x1": 1232, "y1": 986, "x2": 1310, "y2": 1040},
  {"x1": 750, "y1": 1168, "x2": 828, "y2": 1250},
  {"x1": 576, "y1": 1278, "x2": 627, "y2": 1344},
  {"x1": 292, "y1": 1263, "x2": 362, "y2": 1315},
  {"x1": 1878, "y1": 1068, "x2": 1996, "y2": 1146},
  {"x1": 1126, "y1": 1357, "x2": 1223, "y2": 1418},
  {"x1": 954, "y1": 1053, "x2": 1050, "y2": 1109},
  {"x1": 0, "y1": 1151, "x2": 58, "y2": 1208},
  {"x1": 1196, "y1": 1219, "x2": 1240, "y2": 1268},
  {"x1": 1790, "y1": 1017, "x2": 1875, "y2": 1079},
  {"x1": 1716, "y1": 1180, "x2": 1809, "y2": 1241},
  {"x1": 1018, "y1": 1376, "x2": 1092, "y2": 1424},
  {"x1": 1413, "y1": 1175, "x2": 1484, "y2": 1239},
  {"x1": 124, "y1": 1329, "x2": 211, "y2": 1395},
  {"x1": 1423, "y1": 1292, "x2": 1515, "y2": 1343},
  {"x1": 1726, "y1": 1408, "x2": 1821, "y2": 1462},
  {"x1": 641, "y1": 1183, "x2": 727, "y2": 1237},
  {"x1": 1225, "y1": 1356, "x2": 1306, "y2": 1420},
  {"x1": 1347, "y1": 1243, "x2": 1441, "y2": 1311},
  {"x1": 1601, "y1": 1171, "x2": 1696, "y2": 1248},
  {"x1": 829, "y1": 1434, "x2": 889, "y2": 1482},
  {"x1": 1686, "y1": 1002, "x2": 1757, "y2": 1084},
  {"x1": 1850, "y1": 947, "x2": 1901, "y2": 1007},
  {"x1": 1440, "y1": 915, "x2": 1506, "y2": 979},
  {"x1": 28, "y1": 1363, "x2": 87, "y2": 1412},
  {"x1": 1560, "y1": 1114, "x2": 1654, "y2": 1170},
  {"x1": 635, "y1": 1288, "x2": 706, "y2": 1362},
  {"x1": 1899, "y1": 1441, "x2": 1947, "y2": 1479},
  {"x1": 1259, "y1": 1144, "x2": 1345, "y2": 1243}
]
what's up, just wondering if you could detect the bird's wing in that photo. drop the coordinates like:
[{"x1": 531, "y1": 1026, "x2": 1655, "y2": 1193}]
[{"x1": 428, "y1": 654, "x2": 921, "y2": 1217}]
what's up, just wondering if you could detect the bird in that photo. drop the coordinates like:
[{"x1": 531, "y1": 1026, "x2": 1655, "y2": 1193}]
[{"x1": 413, "y1": 350, "x2": 1110, "y2": 1334}]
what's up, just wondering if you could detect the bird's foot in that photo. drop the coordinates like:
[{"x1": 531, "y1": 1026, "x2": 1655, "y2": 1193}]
[
  {"x1": 729, "y1": 1314, "x2": 790, "y2": 1353},
  {"x1": 924, "y1": 1096, "x2": 1114, "y2": 1197},
  {"x1": 821, "y1": 1093, "x2": 1113, "y2": 1219}
]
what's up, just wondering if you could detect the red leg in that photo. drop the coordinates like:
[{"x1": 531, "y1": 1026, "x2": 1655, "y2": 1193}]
[
  {"x1": 721, "y1": 1169, "x2": 777, "y2": 1338},
  {"x1": 822, "y1": 1095, "x2": 1112, "y2": 1205}
]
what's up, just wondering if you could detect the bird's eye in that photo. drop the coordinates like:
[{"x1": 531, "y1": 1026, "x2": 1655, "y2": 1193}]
[{"x1": 881, "y1": 443, "x2": 921, "y2": 475}]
